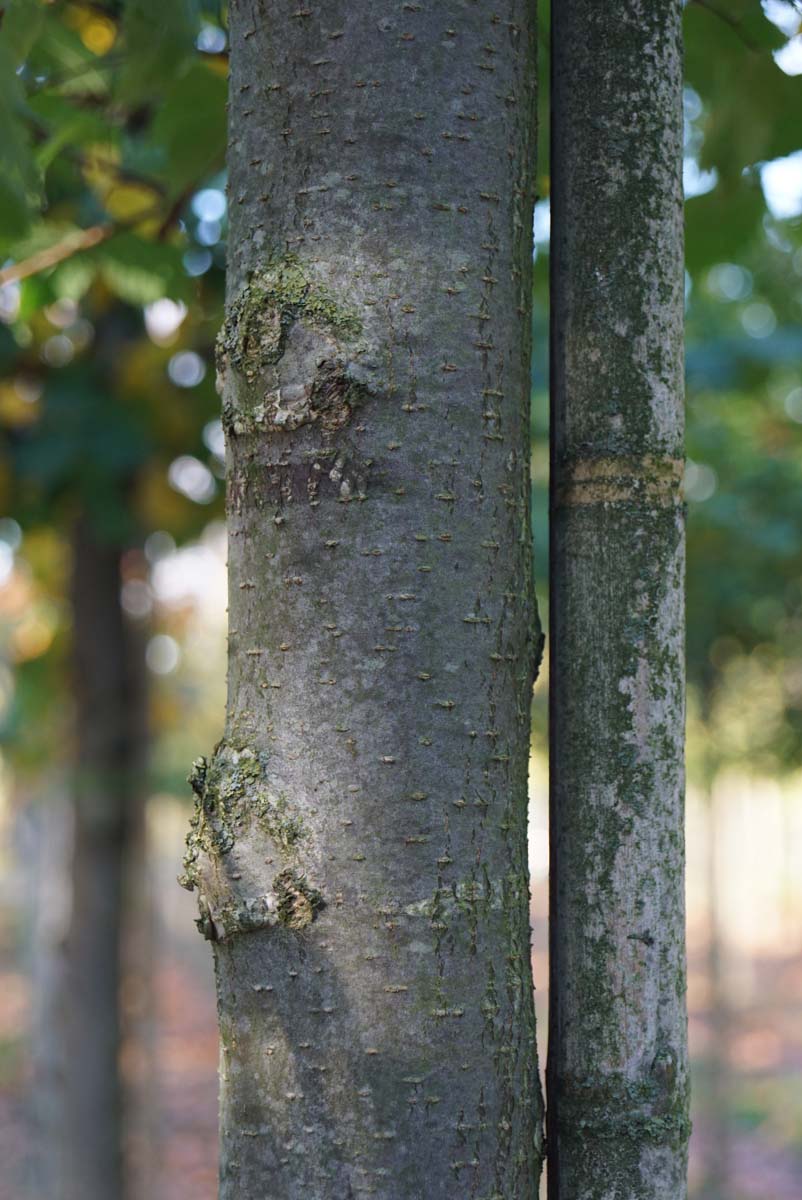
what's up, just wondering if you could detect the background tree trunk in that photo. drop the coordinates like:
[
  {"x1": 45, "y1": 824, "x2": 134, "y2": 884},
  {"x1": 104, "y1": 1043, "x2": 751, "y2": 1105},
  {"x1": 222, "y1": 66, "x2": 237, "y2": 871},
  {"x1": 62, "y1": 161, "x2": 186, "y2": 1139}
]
[
  {"x1": 26, "y1": 779, "x2": 71, "y2": 1200},
  {"x1": 548, "y1": 3, "x2": 689, "y2": 1197},
  {"x1": 181, "y1": 3, "x2": 543, "y2": 1196},
  {"x1": 63, "y1": 516, "x2": 147, "y2": 1200},
  {"x1": 699, "y1": 779, "x2": 730, "y2": 1200}
]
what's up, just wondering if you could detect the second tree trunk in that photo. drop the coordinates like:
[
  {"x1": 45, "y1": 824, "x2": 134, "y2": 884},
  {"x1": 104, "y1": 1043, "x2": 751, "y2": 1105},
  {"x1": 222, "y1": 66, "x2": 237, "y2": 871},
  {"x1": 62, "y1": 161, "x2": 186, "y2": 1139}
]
[{"x1": 548, "y1": 3, "x2": 689, "y2": 1198}]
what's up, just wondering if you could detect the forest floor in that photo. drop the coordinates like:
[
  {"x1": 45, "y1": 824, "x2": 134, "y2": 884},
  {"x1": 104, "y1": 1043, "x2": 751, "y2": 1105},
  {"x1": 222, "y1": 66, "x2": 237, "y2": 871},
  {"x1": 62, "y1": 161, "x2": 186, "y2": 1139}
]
[{"x1": 1, "y1": 819, "x2": 801, "y2": 1198}]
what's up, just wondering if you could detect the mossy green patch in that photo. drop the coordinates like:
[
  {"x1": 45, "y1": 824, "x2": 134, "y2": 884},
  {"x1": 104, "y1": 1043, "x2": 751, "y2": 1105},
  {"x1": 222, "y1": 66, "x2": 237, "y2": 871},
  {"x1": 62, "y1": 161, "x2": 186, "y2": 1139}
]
[
  {"x1": 178, "y1": 740, "x2": 307, "y2": 891},
  {"x1": 218, "y1": 254, "x2": 362, "y2": 382}
]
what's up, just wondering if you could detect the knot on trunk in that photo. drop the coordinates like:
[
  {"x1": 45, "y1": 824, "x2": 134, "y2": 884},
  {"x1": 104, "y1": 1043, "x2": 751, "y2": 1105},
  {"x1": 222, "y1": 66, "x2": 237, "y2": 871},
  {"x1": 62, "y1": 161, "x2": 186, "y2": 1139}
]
[
  {"x1": 273, "y1": 868, "x2": 324, "y2": 930},
  {"x1": 178, "y1": 740, "x2": 306, "y2": 893},
  {"x1": 216, "y1": 255, "x2": 368, "y2": 437}
]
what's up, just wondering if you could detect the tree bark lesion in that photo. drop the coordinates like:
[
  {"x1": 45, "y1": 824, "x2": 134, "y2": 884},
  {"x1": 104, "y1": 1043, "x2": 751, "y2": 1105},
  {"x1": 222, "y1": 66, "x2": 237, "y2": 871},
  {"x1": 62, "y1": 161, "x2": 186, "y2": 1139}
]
[
  {"x1": 217, "y1": 254, "x2": 369, "y2": 439},
  {"x1": 273, "y1": 868, "x2": 324, "y2": 931},
  {"x1": 552, "y1": 455, "x2": 685, "y2": 508},
  {"x1": 179, "y1": 740, "x2": 323, "y2": 941}
]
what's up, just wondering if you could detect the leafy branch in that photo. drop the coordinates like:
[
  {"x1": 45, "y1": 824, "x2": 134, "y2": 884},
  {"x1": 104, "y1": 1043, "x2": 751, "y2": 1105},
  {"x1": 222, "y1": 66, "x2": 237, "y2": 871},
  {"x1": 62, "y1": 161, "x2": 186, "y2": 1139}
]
[
  {"x1": 688, "y1": 0, "x2": 764, "y2": 53},
  {"x1": 0, "y1": 194, "x2": 176, "y2": 289}
]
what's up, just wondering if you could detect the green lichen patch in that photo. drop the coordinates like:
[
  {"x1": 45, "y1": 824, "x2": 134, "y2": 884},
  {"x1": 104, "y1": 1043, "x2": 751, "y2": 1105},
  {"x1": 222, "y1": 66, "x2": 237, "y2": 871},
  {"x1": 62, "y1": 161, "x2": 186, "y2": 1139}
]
[
  {"x1": 273, "y1": 868, "x2": 323, "y2": 930},
  {"x1": 217, "y1": 257, "x2": 372, "y2": 439},
  {"x1": 178, "y1": 741, "x2": 307, "y2": 891},
  {"x1": 217, "y1": 255, "x2": 362, "y2": 383},
  {"x1": 253, "y1": 789, "x2": 306, "y2": 854},
  {"x1": 178, "y1": 751, "x2": 239, "y2": 891},
  {"x1": 554, "y1": 1045, "x2": 691, "y2": 1163}
]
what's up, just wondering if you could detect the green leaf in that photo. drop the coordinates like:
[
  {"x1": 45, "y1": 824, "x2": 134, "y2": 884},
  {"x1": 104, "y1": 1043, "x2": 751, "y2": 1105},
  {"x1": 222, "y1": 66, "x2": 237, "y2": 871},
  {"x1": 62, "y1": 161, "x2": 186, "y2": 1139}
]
[
  {"x1": 0, "y1": 0, "x2": 45, "y2": 64},
  {"x1": 51, "y1": 255, "x2": 97, "y2": 301},
  {"x1": 0, "y1": 44, "x2": 39, "y2": 245},
  {"x1": 0, "y1": 175, "x2": 32, "y2": 244},
  {"x1": 17, "y1": 272, "x2": 56, "y2": 318},
  {"x1": 686, "y1": 3, "x2": 802, "y2": 175},
  {"x1": 116, "y1": 0, "x2": 200, "y2": 104},
  {"x1": 28, "y1": 15, "x2": 110, "y2": 98},
  {"x1": 29, "y1": 94, "x2": 119, "y2": 172},
  {"x1": 94, "y1": 232, "x2": 192, "y2": 303},
  {"x1": 146, "y1": 62, "x2": 227, "y2": 198},
  {"x1": 685, "y1": 178, "x2": 765, "y2": 274}
]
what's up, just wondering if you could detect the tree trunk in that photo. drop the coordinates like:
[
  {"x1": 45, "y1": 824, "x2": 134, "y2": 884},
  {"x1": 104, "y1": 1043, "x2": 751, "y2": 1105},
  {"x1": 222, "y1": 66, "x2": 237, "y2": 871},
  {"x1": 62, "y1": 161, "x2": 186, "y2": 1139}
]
[
  {"x1": 27, "y1": 781, "x2": 70, "y2": 1200},
  {"x1": 548, "y1": 4, "x2": 689, "y2": 1198},
  {"x1": 63, "y1": 516, "x2": 146, "y2": 1200},
  {"x1": 700, "y1": 780, "x2": 729, "y2": 1200},
  {"x1": 181, "y1": 3, "x2": 543, "y2": 1196}
]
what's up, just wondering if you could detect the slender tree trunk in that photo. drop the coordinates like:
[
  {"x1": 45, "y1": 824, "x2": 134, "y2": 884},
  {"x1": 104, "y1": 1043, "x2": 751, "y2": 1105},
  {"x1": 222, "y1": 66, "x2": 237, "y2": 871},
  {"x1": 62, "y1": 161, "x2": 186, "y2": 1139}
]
[
  {"x1": 547, "y1": 4, "x2": 689, "y2": 1197},
  {"x1": 28, "y1": 782, "x2": 70, "y2": 1200},
  {"x1": 700, "y1": 779, "x2": 729, "y2": 1200},
  {"x1": 63, "y1": 516, "x2": 146, "y2": 1200},
  {"x1": 122, "y1": 794, "x2": 157, "y2": 1200},
  {"x1": 181, "y1": 3, "x2": 543, "y2": 1195}
]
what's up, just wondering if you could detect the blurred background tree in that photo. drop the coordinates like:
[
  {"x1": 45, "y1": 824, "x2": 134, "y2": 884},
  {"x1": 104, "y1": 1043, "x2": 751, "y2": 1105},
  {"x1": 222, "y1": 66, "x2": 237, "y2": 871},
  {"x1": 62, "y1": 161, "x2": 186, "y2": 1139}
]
[
  {"x1": 0, "y1": 3, "x2": 226, "y2": 1196},
  {"x1": 0, "y1": 2, "x2": 801, "y2": 1198}
]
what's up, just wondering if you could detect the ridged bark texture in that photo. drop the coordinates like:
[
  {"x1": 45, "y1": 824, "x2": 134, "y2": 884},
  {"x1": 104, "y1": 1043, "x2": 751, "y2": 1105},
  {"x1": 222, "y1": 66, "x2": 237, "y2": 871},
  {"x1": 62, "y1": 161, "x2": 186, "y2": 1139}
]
[
  {"x1": 181, "y1": 2, "x2": 543, "y2": 1196},
  {"x1": 548, "y1": 4, "x2": 689, "y2": 1198},
  {"x1": 64, "y1": 517, "x2": 146, "y2": 1200}
]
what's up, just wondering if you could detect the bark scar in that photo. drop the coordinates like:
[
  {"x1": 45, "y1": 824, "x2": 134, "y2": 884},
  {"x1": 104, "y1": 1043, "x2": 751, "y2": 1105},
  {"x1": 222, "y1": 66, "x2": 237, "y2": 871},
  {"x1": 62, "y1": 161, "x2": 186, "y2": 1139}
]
[
  {"x1": 216, "y1": 255, "x2": 368, "y2": 437},
  {"x1": 552, "y1": 455, "x2": 684, "y2": 507}
]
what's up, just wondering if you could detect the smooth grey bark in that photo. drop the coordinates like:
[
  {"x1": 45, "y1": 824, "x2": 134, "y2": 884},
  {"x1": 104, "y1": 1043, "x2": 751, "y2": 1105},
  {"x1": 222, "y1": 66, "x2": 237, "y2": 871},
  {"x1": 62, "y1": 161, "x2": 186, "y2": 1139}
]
[
  {"x1": 180, "y1": 2, "x2": 543, "y2": 1196},
  {"x1": 63, "y1": 517, "x2": 146, "y2": 1200},
  {"x1": 548, "y1": 3, "x2": 689, "y2": 1198}
]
